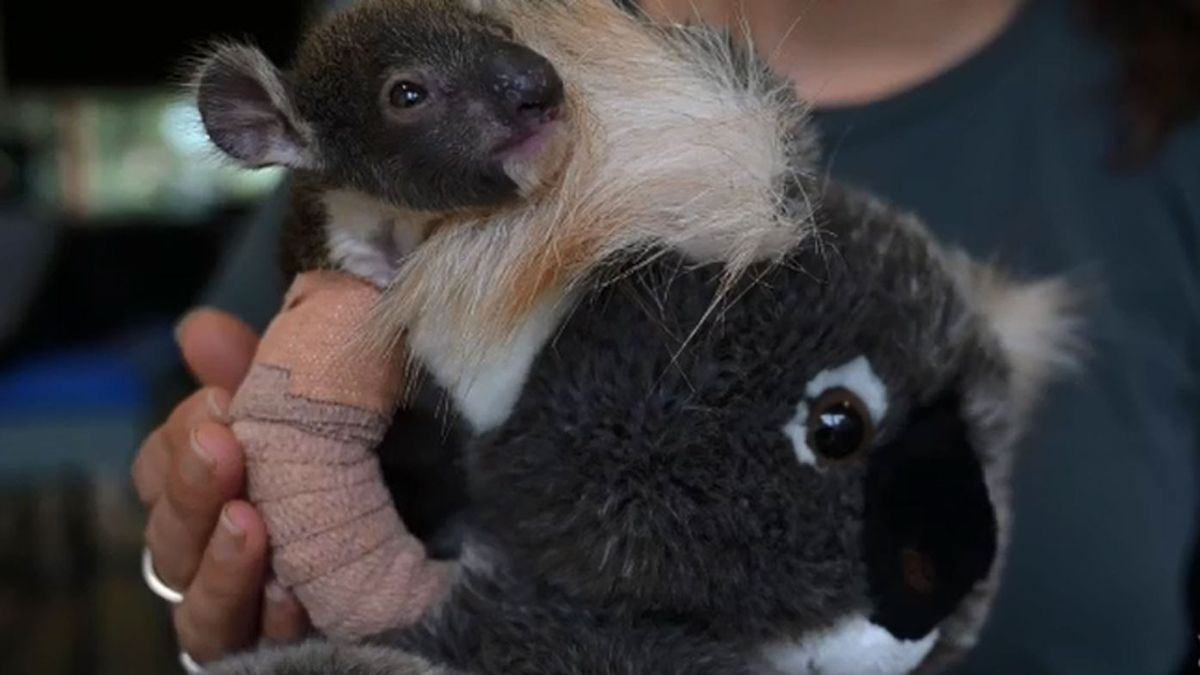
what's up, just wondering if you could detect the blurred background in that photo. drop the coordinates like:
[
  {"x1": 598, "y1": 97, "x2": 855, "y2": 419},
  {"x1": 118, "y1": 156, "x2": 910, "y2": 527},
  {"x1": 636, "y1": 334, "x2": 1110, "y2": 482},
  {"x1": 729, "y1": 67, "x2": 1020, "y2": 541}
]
[{"x1": 0, "y1": 3, "x2": 316, "y2": 673}]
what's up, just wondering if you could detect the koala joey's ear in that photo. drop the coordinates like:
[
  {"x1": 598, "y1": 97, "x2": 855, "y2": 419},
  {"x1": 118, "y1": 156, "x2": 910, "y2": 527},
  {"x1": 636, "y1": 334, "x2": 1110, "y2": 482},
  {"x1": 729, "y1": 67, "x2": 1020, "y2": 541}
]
[
  {"x1": 947, "y1": 252, "x2": 1088, "y2": 406},
  {"x1": 193, "y1": 43, "x2": 316, "y2": 170}
]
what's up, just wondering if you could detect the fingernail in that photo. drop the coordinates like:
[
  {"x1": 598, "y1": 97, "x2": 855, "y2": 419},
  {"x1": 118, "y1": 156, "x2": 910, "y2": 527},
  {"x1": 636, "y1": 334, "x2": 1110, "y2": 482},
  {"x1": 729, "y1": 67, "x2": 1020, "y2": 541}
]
[
  {"x1": 214, "y1": 505, "x2": 246, "y2": 563},
  {"x1": 182, "y1": 429, "x2": 216, "y2": 488},
  {"x1": 205, "y1": 389, "x2": 230, "y2": 422},
  {"x1": 265, "y1": 580, "x2": 291, "y2": 606}
]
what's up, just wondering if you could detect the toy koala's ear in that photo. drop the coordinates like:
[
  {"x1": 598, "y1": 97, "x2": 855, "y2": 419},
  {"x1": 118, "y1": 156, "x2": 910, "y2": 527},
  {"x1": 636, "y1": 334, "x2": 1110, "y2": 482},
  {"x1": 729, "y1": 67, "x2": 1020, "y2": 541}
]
[
  {"x1": 193, "y1": 43, "x2": 317, "y2": 170},
  {"x1": 463, "y1": 0, "x2": 497, "y2": 12},
  {"x1": 947, "y1": 252, "x2": 1087, "y2": 405}
]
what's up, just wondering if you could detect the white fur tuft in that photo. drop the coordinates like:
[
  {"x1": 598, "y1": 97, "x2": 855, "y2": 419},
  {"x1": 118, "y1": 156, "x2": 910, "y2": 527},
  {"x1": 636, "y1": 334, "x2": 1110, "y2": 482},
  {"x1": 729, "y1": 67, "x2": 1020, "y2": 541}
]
[{"x1": 947, "y1": 253, "x2": 1087, "y2": 407}]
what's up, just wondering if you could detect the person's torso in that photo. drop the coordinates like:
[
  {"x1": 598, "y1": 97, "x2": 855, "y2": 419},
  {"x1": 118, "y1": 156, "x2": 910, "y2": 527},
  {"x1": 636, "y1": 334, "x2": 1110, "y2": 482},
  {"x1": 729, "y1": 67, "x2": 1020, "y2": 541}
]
[{"x1": 809, "y1": 2, "x2": 1200, "y2": 672}]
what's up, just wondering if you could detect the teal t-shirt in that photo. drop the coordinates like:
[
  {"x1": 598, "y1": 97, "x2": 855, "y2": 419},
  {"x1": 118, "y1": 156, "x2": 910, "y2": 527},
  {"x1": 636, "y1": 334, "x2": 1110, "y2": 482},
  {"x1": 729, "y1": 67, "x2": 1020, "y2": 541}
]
[{"x1": 808, "y1": 1, "x2": 1199, "y2": 672}]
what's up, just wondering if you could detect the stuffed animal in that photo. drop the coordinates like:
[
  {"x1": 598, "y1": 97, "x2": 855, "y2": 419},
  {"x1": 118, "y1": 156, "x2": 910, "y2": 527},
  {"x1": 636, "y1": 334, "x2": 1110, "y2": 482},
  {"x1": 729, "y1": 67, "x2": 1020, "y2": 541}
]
[
  {"x1": 185, "y1": 1, "x2": 1081, "y2": 672},
  {"x1": 207, "y1": 181, "x2": 1078, "y2": 675}
]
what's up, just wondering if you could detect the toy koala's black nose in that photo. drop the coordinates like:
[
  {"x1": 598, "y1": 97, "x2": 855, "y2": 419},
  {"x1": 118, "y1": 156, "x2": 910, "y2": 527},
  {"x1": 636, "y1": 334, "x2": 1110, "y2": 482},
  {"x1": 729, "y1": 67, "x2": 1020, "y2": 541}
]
[
  {"x1": 487, "y1": 43, "x2": 564, "y2": 124},
  {"x1": 862, "y1": 391, "x2": 998, "y2": 642}
]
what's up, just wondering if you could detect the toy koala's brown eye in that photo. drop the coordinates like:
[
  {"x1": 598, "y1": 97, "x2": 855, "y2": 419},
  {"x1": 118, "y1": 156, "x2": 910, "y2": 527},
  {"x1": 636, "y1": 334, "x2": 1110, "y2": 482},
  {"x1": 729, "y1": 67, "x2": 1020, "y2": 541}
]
[
  {"x1": 807, "y1": 387, "x2": 874, "y2": 460},
  {"x1": 389, "y1": 80, "x2": 428, "y2": 109}
]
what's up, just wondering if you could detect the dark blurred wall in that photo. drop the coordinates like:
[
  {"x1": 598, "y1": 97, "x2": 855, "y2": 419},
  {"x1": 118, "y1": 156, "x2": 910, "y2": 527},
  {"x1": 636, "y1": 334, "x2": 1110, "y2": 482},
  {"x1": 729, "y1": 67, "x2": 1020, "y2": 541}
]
[{"x1": 3, "y1": 1, "x2": 317, "y2": 89}]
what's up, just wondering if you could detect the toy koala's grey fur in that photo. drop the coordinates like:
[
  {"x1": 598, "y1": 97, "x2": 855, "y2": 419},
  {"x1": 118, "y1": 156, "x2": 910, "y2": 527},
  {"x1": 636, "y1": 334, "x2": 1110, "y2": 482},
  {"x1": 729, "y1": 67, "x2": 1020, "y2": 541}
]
[{"x1": 205, "y1": 178, "x2": 1079, "y2": 675}]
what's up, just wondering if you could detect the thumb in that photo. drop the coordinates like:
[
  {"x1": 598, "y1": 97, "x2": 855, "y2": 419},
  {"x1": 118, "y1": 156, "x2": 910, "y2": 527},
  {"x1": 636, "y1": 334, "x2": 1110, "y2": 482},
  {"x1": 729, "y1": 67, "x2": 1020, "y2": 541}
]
[{"x1": 176, "y1": 308, "x2": 261, "y2": 392}]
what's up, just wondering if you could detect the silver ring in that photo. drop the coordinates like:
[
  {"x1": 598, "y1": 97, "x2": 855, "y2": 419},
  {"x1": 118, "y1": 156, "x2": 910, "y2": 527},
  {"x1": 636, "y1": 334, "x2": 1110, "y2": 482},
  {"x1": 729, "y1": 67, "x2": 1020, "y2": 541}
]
[
  {"x1": 142, "y1": 549, "x2": 203, "y2": 672},
  {"x1": 180, "y1": 650, "x2": 206, "y2": 674},
  {"x1": 142, "y1": 547, "x2": 185, "y2": 604}
]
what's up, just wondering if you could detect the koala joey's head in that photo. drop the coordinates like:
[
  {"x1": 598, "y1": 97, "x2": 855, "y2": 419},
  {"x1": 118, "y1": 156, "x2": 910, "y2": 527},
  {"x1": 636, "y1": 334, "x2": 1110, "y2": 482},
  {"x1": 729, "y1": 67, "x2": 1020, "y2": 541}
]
[
  {"x1": 468, "y1": 191, "x2": 1084, "y2": 674},
  {"x1": 191, "y1": 0, "x2": 570, "y2": 211}
]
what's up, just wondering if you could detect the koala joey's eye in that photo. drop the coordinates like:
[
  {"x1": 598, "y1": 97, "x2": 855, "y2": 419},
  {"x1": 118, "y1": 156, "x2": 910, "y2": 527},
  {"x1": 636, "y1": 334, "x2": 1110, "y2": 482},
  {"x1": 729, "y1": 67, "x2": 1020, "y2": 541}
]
[
  {"x1": 388, "y1": 80, "x2": 429, "y2": 109},
  {"x1": 807, "y1": 388, "x2": 875, "y2": 460}
]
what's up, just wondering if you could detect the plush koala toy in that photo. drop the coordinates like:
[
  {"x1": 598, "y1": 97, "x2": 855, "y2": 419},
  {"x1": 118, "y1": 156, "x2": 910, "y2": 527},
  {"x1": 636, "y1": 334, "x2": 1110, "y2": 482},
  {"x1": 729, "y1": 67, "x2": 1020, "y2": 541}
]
[{"x1": 205, "y1": 179, "x2": 1079, "y2": 675}]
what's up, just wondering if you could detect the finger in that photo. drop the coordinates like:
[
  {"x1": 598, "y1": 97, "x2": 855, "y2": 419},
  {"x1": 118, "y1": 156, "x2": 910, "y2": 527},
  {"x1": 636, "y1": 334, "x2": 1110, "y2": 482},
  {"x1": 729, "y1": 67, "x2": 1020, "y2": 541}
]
[
  {"x1": 260, "y1": 580, "x2": 310, "y2": 645},
  {"x1": 177, "y1": 308, "x2": 261, "y2": 392},
  {"x1": 132, "y1": 427, "x2": 170, "y2": 507},
  {"x1": 146, "y1": 422, "x2": 246, "y2": 588},
  {"x1": 132, "y1": 387, "x2": 231, "y2": 508},
  {"x1": 174, "y1": 502, "x2": 269, "y2": 664}
]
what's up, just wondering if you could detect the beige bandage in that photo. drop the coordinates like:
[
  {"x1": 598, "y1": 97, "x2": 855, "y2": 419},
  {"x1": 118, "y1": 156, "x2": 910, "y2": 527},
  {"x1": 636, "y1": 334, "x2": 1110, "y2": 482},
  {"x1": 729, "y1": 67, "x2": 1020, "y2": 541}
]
[{"x1": 229, "y1": 271, "x2": 451, "y2": 641}]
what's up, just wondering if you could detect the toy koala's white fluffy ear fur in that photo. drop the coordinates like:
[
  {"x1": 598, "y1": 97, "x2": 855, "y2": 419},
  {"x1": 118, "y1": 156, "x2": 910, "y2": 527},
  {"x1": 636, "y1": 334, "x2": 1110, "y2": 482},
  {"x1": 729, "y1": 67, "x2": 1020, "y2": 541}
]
[{"x1": 948, "y1": 252, "x2": 1086, "y2": 405}]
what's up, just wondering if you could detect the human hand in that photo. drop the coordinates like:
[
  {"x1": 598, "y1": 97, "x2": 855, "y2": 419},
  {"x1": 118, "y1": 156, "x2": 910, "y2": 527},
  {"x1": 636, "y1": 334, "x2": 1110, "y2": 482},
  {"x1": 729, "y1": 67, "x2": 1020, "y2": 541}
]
[{"x1": 131, "y1": 308, "x2": 310, "y2": 665}]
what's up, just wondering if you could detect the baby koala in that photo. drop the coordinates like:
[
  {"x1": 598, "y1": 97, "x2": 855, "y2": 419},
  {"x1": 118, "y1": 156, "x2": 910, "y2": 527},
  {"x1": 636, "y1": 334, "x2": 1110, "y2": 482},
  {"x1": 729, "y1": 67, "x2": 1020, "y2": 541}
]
[
  {"x1": 190, "y1": 0, "x2": 583, "y2": 640},
  {"x1": 194, "y1": 0, "x2": 571, "y2": 288}
]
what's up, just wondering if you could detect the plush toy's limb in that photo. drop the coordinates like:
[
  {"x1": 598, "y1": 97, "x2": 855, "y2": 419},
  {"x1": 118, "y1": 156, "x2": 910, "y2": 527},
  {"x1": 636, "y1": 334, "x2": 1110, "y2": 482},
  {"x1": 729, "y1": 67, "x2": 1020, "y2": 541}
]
[
  {"x1": 229, "y1": 270, "x2": 452, "y2": 641},
  {"x1": 206, "y1": 640, "x2": 464, "y2": 675}
]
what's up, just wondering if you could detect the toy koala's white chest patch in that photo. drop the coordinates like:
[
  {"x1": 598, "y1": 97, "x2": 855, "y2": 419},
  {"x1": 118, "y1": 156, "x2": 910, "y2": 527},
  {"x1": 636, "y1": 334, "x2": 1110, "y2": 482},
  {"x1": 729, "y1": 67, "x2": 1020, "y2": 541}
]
[
  {"x1": 411, "y1": 292, "x2": 571, "y2": 434},
  {"x1": 759, "y1": 615, "x2": 938, "y2": 675},
  {"x1": 449, "y1": 306, "x2": 564, "y2": 433}
]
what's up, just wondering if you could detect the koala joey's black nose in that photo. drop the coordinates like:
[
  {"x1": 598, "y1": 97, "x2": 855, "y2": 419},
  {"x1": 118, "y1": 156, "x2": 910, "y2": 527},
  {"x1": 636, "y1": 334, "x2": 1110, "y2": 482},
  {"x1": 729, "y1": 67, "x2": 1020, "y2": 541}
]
[{"x1": 487, "y1": 43, "x2": 564, "y2": 124}]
